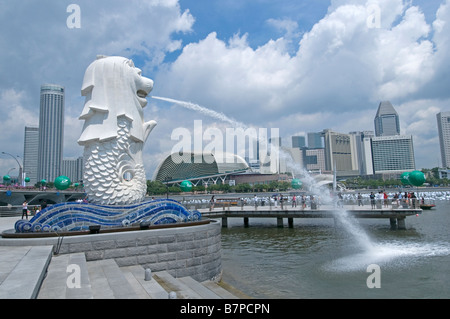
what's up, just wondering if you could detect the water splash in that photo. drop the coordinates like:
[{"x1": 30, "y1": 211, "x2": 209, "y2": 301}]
[
  {"x1": 324, "y1": 241, "x2": 450, "y2": 272},
  {"x1": 333, "y1": 208, "x2": 375, "y2": 251}
]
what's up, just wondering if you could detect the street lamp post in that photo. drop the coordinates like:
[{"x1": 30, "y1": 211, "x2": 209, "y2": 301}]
[{"x1": 2, "y1": 152, "x2": 24, "y2": 187}]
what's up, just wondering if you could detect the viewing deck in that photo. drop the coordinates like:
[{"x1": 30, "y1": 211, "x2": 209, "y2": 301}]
[{"x1": 198, "y1": 203, "x2": 422, "y2": 230}]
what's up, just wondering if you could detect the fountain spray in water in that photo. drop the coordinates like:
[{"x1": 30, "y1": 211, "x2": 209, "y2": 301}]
[{"x1": 152, "y1": 96, "x2": 375, "y2": 252}]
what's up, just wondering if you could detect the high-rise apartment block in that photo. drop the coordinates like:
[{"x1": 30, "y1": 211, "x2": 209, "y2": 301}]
[
  {"x1": 437, "y1": 111, "x2": 450, "y2": 168},
  {"x1": 37, "y1": 84, "x2": 65, "y2": 183}
]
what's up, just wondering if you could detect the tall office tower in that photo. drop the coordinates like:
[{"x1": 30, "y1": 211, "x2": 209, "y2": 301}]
[
  {"x1": 437, "y1": 112, "x2": 450, "y2": 168},
  {"x1": 371, "y1": 135, "x2": 415, "y2": 173},
  {"x1": 37, "y1": 84, "x2": 65, "y2": 183},
  {"x1": 292, "y1": 136, "x2": 306, "y2": 149},
  {"x1": 23, "y1": 126, "x2": 39, "y2": 185},
  {"x1": 307, "y1": 132, "x2": 324, "y2": 148},
  {"x1": 374, "y1": 101, "x2": 400, "y2": 137}
]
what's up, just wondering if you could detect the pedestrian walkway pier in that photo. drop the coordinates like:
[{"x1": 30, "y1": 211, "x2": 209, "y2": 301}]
[{"x1": 199, "y1": 204, "x2": 422, "y2": 230}]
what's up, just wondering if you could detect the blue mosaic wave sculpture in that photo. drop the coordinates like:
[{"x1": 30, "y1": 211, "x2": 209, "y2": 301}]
[{"x1": 14, "y1": 199, "x2": 201, "y2": 233}]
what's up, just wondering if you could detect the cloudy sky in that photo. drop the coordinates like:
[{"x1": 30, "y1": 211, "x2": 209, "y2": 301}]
[{"x1": 0, "y1": 0, "x2": 449, "y2": 180}]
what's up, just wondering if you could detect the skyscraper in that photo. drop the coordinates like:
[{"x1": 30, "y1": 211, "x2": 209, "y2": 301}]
[
  {"x1": 374, "y1": 101, "x2": 400, "y2": 137},
  {"x1": 437, "y1": 111, "x2": 450, "y2": 168},
  {"x1": 23, "y1": 126, "x2": 39, "y2": 185},
  {"x1": 37, "y1": 84, "x2": 65, "y2": 183}
]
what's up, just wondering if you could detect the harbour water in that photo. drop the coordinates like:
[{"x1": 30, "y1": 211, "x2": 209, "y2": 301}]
[{"x1": 219, "y1": 199, "x2": 450, "y2": 299}]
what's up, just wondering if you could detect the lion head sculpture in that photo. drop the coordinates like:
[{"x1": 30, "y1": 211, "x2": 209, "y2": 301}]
[
  {"x1": 77, "y1": 56, "x2": 157, "y2": 205},
  {"x1": 78, "y1": 55, "x2": 156, "y2": 145}
]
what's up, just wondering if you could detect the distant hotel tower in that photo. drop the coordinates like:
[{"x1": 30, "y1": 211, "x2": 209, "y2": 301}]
[
  {"x1": 374, "y1": 101, "x2": 400, "y2": 137},
  {"x1": 37, "y1": 84, "x2": 65, "y2": 183},
  {"x1": 437, "y1": 111, "x2": 450, "y2": 168}
]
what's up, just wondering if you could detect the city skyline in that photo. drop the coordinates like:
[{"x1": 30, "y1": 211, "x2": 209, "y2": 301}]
[
  {"x1": 4, "y1": 87, "x2": 450, "y2": 183},
  {"x1": 1, "y1": 1, "x2": 449, "y2": 178}
]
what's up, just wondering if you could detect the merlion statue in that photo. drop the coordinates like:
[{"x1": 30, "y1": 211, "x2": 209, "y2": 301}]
[{"x1": 78, "y1": 56, "x2": 157, "y2": 205}]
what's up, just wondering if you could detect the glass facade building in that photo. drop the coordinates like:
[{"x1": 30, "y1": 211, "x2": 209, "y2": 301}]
[{"x1": 38, "y1": 84, "x2": 65, "y2": 183}]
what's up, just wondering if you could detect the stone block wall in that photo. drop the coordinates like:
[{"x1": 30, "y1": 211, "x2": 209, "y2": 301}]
[{"x1": 2, "y1": 220, "x2": 222, "y2": 282}]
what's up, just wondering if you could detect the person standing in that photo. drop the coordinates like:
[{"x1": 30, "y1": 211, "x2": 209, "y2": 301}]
[
  {"x1": 383, "y1": 191, "x2": 389, "y2": 208},
  {"x1": 22, "y1": 201, "x2": 28, "y2": 220},
  {"x1": 357, "y1": 193, "x2": 363, "y2": 206},
  {"x1": 209, "y1": 196, "x2": 215, "y2": 211},
  {"x1": 370, "y1": 192, "x2": 376, "y2": 209}
]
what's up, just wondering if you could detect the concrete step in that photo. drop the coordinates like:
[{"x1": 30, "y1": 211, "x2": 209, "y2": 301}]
[
  {"x1": 178, "y1": 276, "x2": 222, "y2": 299},
  {"x1": 120, "y1": 265, "x2": 169, "y2": 299},
  {"x1": 153, "y1": 271, "x2": 204, "y2": 299},
  {"x1": 87, "y1": 259, "x2": 139, "y2": 299},
  {"x1": 0, "y1": 246, "x2": 53, "y2": 299},
  {"x1": 37, "y1": 253, "x2": 93, "y2": 299},
  {"x1": 37, "y1": 256, "x2": 240, "y2": 299}
]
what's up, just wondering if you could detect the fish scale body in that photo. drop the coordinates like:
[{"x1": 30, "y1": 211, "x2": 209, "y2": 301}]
[{"x1": 83, "y1": 118, "x2": 146, "y2": 205}]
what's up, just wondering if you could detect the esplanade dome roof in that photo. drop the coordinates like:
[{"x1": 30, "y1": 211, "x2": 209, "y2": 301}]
[{"x1": 153, "y1": 152, "x2": 250, "y2": 182}]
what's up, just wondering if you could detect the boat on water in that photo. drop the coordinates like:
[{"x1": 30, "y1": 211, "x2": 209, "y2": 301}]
[
  {"x1": 420, "y1": 204, "x2": 436, "y2": 210},
  {"x1": 419, "y1": 198, "x2": 436, "y2": 210}
]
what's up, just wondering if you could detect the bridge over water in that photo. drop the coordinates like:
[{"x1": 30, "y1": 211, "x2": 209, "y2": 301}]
[
  {"x1": 0, "y1": 190, "x2": 85, "y2": 216},
  {"x1": 198, "y1": 204, "x2": 422, "y2": 230}
]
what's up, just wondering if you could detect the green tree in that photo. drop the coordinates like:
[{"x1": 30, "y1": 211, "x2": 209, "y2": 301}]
[
  {"x1": 147, "y1": 181, "x2": 168, "y2": 195},
  {"x1": 235, "y1": 183, "x2": 251, "y2": 193}
]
